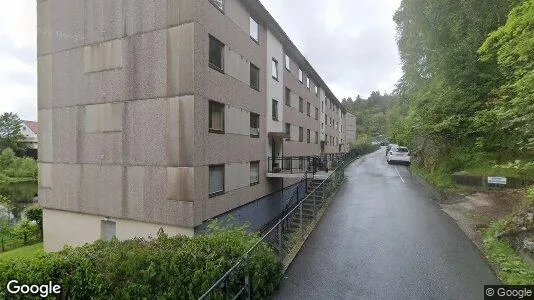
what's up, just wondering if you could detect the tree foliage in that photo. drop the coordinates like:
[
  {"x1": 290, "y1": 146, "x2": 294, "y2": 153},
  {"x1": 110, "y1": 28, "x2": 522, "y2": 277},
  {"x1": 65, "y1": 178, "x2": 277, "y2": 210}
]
[
  {"x1": 388, "y1": 0, "x2": 525, "y2": 172},
  {"x1": 0, "y1": 148, "x2": 37, "y2": 219},
  {"x1": 0, "y1": 113, "x2": 26, "y2": 157},
  {"x1": 477, "y1": 0, "x2": 534, "y2": 153},
  {"x1": 342, "y1": 91, "x2": 396, "y2": 138}
]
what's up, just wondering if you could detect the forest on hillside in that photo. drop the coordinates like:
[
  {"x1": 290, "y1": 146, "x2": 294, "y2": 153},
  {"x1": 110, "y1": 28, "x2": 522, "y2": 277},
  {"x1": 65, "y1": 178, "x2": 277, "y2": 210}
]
[{"x1": 348, "y1": 0, "x2": 533, "y2": 179}]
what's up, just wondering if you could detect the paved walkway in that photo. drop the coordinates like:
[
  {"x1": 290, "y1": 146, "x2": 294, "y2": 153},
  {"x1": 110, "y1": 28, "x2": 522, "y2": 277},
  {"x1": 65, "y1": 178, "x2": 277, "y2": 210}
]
[{"x1": 274, "y1": 150, "x2": 498, "y2": 299}]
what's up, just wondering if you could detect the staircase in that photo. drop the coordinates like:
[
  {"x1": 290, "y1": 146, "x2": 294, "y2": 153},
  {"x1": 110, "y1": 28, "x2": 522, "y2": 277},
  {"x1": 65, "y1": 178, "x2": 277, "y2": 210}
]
[{"x1": 280, "y1": 178, "x2": 330, "y2": 249}]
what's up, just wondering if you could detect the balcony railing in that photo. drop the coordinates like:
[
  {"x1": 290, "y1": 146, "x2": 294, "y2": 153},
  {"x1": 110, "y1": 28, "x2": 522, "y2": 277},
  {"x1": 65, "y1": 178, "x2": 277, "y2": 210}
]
[{"x1": 268, "y1": 154, "x2": 344, "y2": 174}]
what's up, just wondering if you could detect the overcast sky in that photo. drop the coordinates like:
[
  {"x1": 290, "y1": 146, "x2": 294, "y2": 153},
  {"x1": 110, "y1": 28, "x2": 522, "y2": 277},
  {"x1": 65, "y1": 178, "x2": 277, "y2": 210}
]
[{"x1": 0, "y1": 0, "x2": 402, "y2": 121}]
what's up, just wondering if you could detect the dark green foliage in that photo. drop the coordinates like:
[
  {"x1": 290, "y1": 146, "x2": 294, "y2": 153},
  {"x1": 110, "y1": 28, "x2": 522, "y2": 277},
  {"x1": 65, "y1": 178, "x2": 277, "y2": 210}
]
[
  {"x1": 0, "y1": 148, "x2": 37, "y2": 219},
  {"x1": 342, "y1": 92, "x2": 396, "y2": 138},
  {"x1": 0, "y1": 113, "x2": 27, "y2": 157},
  {"x1": 0, "y1": 227, "x2": 283, "y2": 299},
  {"x1": 388, "y1": 0, "x2": 527, "y2": 174},
  {"x1": 24, "y1": 205, "x2": 43, "y2": 240}
]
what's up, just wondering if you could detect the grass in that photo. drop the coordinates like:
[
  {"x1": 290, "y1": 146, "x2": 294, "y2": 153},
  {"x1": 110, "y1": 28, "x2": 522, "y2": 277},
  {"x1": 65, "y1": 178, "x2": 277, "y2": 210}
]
[
  {"x1": 482, "y1": 222, "x2": 534, "y2": 284},
  {"x1": 0, "y1": 242, "x2": 43, "y2": 262},
  {"x1": 411, "y1": 165, "x2": 455, "y2": 189},
  {"x1": 464, "y1": 161, "x2": 534, "y2": 180}
]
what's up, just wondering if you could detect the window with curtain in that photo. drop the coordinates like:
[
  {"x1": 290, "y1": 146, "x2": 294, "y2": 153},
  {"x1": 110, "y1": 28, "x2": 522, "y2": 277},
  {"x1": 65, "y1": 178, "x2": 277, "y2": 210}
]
[
  {"x1": 209, "y1": 101, "x2": 224, "y2": 133},
  {"x1": 250, "y1": 161, "x2": 259, "y2": 185},
  {"x1": 209, "y1": 165, "x2": 225, "y2": 196}
]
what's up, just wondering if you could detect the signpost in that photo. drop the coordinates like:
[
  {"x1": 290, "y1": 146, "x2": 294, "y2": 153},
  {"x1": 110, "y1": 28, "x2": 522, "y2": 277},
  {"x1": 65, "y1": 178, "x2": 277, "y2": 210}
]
[{"x1": 488, "y1": 177, "x2": 507, "y2": 185}]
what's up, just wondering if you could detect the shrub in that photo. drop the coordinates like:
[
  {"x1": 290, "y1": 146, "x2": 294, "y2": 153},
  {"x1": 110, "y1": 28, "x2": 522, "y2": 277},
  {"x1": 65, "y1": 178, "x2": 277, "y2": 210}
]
[
  {"x1": 24, "y1": 205, "x2": 42, "y2": 240},
  {"x1": 0, "y1": 227, "x2": 282, "y2": 299}
]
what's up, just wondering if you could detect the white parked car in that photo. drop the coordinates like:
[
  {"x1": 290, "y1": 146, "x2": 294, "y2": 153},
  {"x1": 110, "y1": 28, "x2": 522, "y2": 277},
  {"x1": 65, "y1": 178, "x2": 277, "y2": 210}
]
[{"x1": 387, "y1": 146, "x2": 411, "y2": 165}]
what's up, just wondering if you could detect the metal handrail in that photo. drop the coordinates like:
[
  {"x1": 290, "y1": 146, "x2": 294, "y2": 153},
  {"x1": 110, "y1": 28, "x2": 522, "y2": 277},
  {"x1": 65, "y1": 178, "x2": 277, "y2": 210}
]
[{"x1": 198, "y1": 158, "x2": 346, "y2": 300}]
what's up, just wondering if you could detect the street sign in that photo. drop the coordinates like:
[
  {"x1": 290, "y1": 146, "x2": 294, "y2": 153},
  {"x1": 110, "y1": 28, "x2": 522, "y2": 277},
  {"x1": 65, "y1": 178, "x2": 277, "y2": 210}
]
[{"x1": 488, "y1": 177, "x2": 507, "y2": 185}]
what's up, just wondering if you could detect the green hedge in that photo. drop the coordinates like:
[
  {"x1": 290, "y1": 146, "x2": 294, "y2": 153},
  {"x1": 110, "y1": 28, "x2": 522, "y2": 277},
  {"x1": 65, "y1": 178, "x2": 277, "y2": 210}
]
[{"x1": 0, "y1": 227, "x2": 283, "y2": 299}]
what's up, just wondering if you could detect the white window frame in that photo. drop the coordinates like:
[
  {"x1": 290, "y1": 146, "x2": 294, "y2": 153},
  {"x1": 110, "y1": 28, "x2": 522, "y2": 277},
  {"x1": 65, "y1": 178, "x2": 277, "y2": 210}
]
[
  {"x1": 250, "y1": 17, "x2": 259, "y2": 42},
  {"x1": 250, "y1": 161, "x2": 260, "y2": 185},
  {"x1": 271, "y1": 58, "x2": 279, "y2": 80},
  {"x1": 209, "y1": 165, "x2": 225, "y2": 197},
  {"x1": 285, "y1": 55, "x2": 291, "y2": 71}
]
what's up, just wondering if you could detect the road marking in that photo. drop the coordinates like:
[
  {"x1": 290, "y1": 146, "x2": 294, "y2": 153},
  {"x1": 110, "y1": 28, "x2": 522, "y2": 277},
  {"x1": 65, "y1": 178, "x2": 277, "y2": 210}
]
[{"x1": 395, "y1": 165, "x2": 405, "y2": 183}]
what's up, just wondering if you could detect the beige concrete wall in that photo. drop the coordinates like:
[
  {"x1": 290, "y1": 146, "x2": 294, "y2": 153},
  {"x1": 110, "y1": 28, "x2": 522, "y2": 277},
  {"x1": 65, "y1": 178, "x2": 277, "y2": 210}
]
[
  {"x1": 43, "y1": 208, "x2": 193, "y2": 252},
  {"x1": 225, "y1": 104, "x2": 250, "y2": 136}
]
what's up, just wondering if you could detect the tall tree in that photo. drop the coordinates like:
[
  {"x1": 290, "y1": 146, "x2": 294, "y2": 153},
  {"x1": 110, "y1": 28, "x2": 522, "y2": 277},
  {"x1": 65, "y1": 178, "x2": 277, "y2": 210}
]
[
  {"x1": 391, "y1": 0, "x2": 519, "y2": 170},
  {"x1": 477, "y1": 0, "x2": 534, "y2": 156},
  {"x1": 0, "y1": 113, "x2": 27, "y2": 156}
]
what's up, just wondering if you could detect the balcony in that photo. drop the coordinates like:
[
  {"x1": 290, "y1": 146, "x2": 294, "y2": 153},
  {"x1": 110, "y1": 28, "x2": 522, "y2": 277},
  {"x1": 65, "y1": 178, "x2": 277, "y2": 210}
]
[{"x1": 267, "y1": 154, "x2": 344, "y2": 180}]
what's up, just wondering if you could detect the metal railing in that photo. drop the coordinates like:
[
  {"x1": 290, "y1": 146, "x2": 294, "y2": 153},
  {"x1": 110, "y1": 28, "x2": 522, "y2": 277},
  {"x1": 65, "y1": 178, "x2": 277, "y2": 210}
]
[
  {"x1": 198, "y1": 158, "x2": 347, "y2": 300},
  {"x1": 267, "y1": 154, "x2": 344, "y2": 173}
]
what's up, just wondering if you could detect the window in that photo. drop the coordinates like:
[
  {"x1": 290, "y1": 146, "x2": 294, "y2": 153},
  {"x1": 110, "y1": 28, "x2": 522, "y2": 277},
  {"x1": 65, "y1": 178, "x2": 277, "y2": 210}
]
[
  {"x1": 307, "y1": 102, "x2": 311, "y2": 116},
  {"x1": 101, "y1": 220, "x2": 116, "y2": 241},
  {"x1": 299, "y1": 126, "x2": 303, "y2": 142},
  {"x1": 285, "y1": 88, "x2": 291, "y2": 106},
  {"x1": 250, "y1": 161, "x2": 259, "y2": 185},
  {"x1": 209, "y1": 0, "x2": 224, "y2": 12},
  {"x1": 209, "y1": 165, "x2": 225, "y2": 196},
  {"x1": 321, "y1": 123, "x2": 324, "y2": 130},
  {"x1": 250, "y1": 17, "x2": 259, "y2": 42},
  {"x1": 306, "y1": 77, "x2": 310, "y2": 89},
  {"x1": 315, "y1": 85, "x2": 318, "y2": 95},
  {"x1": 298, "y1": 69, "x2": 303, "y2": 82},
  {"x1": 209, "y1": 101, "x2": 225, "y2": 133},
  {"x1": 315, "y1": 107, "x2": 319, "y2": 120},
  {"x1": 307, "y1": 129, "x2": 310, "y2": 143},
  {"x1": 299, "y1": 97, "x2": 304, "y2": 113},
  {"x1": 321, "y1": 101, "x2": 324, "y2": 112},
  {"x1": 250, "y1": 112, "x2": 259, "y2": 137},
  {"x1": 285, "y1": 123, "x2": 291, "y2": 135},
  {"x1": 250, "y1": 63, "x2": 259, "y2": 90},
  {"x1": 315, "y1": 132, "x2": 319, "y2": 144},
  {"x1": 272, "y1": 99, "x2": 278, "y2": 121},
  {"x1": 209, "y1": 35, "x2": 224, "y2": 72},
  {"x1": 285, "y1": 55, "x2": 290, "y2": 71},
  {"x1": 341, "y1": 125, "x2": 343, "y2": 132},
  {"x1": 271, "y1": 58, "x2": 278, "y2": 80}
]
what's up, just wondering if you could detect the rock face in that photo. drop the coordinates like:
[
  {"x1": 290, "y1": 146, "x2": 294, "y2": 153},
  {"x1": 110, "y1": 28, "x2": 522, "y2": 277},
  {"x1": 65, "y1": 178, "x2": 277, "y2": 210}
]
[{"x1": 523, "y1": 239, "x2": 534, "y2": 252}]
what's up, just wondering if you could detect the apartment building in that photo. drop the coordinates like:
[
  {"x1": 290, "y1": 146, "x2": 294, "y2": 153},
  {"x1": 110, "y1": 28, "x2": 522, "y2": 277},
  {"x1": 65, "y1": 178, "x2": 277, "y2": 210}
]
[
  {"x1": 37, "y1": 0, "x2": 349, "y2": 251},
  {"x1": 344, "y1": 112, "x2": 357, "y2": 146}
]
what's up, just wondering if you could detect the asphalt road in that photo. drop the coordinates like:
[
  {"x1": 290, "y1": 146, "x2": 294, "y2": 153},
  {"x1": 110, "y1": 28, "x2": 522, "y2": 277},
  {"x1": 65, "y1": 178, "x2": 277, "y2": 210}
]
[{"x1": 274, "y1": 149, "x2": 499, "y2": 300}]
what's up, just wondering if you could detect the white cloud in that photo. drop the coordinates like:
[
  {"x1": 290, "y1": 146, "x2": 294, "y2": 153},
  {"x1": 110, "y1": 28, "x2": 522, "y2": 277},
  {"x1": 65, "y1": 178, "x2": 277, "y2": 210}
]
[
  {"x1": 260, "y1": 0, "x2": 402, "y2": 99},
  {"x1": 0, "y1": 0, "x2": 37, "y2": 121},
  {"x1": 0, "y1": 0, "x2": 402, "y2": 121}
]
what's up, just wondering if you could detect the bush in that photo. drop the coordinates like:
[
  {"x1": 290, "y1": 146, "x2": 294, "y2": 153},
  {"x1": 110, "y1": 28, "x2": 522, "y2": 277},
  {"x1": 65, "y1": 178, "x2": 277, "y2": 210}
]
[
  {"x1": 347, "y1": 135, "x2": 380, "y2": 159},
  {"x1": 0, "y1": 227, "x2": 283, "y2": 299}
]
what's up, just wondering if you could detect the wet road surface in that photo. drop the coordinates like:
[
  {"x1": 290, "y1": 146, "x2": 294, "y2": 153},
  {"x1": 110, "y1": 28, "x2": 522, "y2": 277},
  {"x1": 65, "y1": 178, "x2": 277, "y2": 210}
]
[{"x1": 274, "y1": 149, "x2": 498, "y2": 299}]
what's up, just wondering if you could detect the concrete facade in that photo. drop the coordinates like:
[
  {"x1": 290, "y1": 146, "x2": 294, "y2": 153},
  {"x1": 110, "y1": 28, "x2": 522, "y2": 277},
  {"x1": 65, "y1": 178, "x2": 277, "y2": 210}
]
[
  {"x1": 38, "y1": 0, "x2": 348, "y2": 251},
  {"x1": 345, "y1": 112, "x2": 357, "y2": 146}
]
